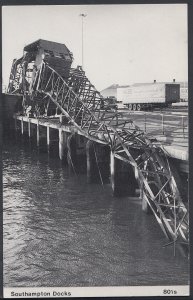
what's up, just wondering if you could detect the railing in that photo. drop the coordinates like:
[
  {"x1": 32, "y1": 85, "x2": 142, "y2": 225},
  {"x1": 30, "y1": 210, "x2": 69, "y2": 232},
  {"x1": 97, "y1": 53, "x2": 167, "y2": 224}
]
[{"x1": 126, "y1": 111, "x2": 188, "y2": 142}]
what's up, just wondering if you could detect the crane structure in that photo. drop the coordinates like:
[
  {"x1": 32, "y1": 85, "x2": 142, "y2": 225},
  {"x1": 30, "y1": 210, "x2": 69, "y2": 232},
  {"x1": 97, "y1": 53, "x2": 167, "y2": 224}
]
[{"x1": 7, "y1": 39, "x2": 189, "y2": 252}]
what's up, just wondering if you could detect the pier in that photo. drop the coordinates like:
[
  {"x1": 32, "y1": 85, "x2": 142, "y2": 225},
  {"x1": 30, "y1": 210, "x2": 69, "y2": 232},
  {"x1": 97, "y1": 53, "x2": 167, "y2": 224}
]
[
  {"x1": 11, "y1": 111, "x2": 188, "y2": 185},
  {"x1": 3, "y1": 91, "x2": 189, "y2": 239},
  {"x1": 2, "y1": 4, "x2": 190, "y2": 292},
  {"x1": 12, "y1": 114, "x2": 138, "y2": 196},
  {"x1": 2, "y1": 39, "x2": 189, "y2": 252}
]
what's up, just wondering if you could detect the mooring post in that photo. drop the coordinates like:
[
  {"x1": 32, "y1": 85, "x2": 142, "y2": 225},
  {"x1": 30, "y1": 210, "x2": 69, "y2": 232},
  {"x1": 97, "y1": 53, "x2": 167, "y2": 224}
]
[
  {"x1": 59, "y1": 129, "x2": 64, "y2": 160},
  {"x1": 110, "y1": 152, "x2": 136, "y2": 197},
  {"x1": 28, "y1": 118, "x2": 31, "y2": 138},
  {"x1": 21, "y1": 118, "x2": 24, "y2": 135},
  {"x1": 37, "y1": 120, "x2": 40, "y2": 147}
]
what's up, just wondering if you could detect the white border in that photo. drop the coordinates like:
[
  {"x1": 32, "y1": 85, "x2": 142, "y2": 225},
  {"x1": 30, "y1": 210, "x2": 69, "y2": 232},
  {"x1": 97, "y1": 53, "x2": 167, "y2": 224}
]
[{"x1": 4, "y1": 286, "x2": 189, "y2": 298}]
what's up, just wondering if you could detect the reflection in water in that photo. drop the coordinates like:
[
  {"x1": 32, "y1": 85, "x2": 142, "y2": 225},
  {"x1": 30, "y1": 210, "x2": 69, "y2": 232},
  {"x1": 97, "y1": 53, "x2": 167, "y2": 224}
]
[{"x1": 3, "y1": 135, "x2": 189, "y2": 287}]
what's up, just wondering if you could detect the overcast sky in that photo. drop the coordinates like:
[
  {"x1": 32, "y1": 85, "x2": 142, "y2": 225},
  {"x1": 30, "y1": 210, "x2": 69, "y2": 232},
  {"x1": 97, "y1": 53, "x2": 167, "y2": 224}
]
[{"x1": 2, "y1": 4, "x2": 187, "y2": 91}]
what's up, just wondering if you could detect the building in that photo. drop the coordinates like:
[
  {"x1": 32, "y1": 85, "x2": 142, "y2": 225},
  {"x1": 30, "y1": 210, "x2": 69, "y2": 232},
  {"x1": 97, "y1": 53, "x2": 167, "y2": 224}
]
[
  {"x1": 100, "y1": 84, "x2": 130, "y2": 98},
  {"x1": 178, "y1": 82, "x2": 188, "y2": 102},
  {"x1": 101, "y1": 81, "x2": 188, "y2": 102}
]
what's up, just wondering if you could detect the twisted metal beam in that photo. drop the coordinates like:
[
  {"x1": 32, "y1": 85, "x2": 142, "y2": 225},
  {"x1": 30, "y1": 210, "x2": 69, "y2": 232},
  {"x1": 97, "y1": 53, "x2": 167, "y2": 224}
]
[{"x1": 28, "y1": 62, "x2": 188, "y2": 249}]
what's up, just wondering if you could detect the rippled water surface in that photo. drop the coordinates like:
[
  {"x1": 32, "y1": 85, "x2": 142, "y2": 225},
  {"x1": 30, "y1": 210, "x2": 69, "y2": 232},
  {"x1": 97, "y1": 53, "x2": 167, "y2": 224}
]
[{"x1": 3, "y1": 135, "x2": 189, "y2": 287}]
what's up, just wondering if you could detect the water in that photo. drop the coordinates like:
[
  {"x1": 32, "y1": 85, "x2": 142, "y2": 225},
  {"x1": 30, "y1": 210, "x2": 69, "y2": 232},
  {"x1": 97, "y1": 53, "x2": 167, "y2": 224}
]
[{"x1": 3, "y1": 135, "x2": 189, "y2": 287}]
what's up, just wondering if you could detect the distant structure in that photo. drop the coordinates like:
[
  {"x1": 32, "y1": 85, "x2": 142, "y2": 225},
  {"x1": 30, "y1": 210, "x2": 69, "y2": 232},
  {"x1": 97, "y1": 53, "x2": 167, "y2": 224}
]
[
  {"x1": 101, "y1": 81, "x2": 188, "y2": 102},
  {"x1": 100, "y1": 84, "x2": 129, "y2": 98},
  {"x1": 178, "y1": 82, "x2": 188, "y2": 102}
]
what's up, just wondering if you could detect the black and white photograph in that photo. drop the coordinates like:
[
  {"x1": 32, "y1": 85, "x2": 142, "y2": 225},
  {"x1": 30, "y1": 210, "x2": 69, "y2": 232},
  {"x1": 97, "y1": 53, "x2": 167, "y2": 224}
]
[{"x1": 2, "y1": 3, "x2": 190, "y2": 298}]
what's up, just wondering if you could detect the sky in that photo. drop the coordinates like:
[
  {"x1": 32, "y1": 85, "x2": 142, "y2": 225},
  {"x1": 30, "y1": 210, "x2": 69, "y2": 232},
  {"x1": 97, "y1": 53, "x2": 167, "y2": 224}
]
[{"x1": 2, "y1": 4, "x2": 188, "y2": 91}]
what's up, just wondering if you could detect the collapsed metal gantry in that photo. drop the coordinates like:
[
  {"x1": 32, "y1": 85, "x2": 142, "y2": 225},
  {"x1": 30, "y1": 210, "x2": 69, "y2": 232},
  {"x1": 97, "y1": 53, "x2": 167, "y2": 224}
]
[{"x1": 8, "y1": 40, "x2": 189, "y2": 253}]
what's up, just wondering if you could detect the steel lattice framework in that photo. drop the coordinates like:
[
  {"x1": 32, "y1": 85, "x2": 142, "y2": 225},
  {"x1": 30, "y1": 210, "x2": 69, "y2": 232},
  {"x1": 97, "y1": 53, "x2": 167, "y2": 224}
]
[
  {"x1": 7, "y1": 59, "x2": 23, "y2": 94},
  {"x1": 25, "y1": 61, "x2": 188, "y2": 250}
]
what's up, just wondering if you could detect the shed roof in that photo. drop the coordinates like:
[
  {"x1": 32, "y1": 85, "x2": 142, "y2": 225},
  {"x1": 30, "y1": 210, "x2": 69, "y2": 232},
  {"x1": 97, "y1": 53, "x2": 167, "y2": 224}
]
[{"x1": 24, "y1": 39, "x2": 72, "y2": 56}]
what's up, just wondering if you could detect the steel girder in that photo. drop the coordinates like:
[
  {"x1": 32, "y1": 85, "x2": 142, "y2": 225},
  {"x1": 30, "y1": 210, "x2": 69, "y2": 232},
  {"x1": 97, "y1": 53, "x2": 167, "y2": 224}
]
[{"x1": 27, "y1": 62, "x2": 188, "y2": 250}]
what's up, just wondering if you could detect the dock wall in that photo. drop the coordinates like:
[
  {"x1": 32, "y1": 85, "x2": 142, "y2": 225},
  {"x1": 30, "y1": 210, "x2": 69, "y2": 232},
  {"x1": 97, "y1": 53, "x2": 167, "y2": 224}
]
[{"x1": 2, "y1": 93, "x2": 22, "y2": 133}]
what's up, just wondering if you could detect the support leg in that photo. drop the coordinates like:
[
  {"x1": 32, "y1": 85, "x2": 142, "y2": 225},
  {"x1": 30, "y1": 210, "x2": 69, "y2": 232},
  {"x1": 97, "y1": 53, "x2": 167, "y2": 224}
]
[
  {"x1": 21, "y1": 118, "x2": 24, "y2": 135},
  {"x1": 67, "y1": 134, "x2": 77, "y2": 172},
  {"x1": 59, "y1": 129, "x2": 64, "y2": 160},
  {"x1": 47, "y1": 126, "x2": 50, "y2": 147},
  {"x1": 28, "y1": 119, "x2": 31, "y2": 138},
  {"x1": 37, "y1": 121, "x2": 39, "y2": 147}
]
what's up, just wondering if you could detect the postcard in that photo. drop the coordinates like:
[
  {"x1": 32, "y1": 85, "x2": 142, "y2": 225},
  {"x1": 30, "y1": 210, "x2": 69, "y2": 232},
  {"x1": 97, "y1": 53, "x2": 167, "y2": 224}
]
[{"x1": 2, "y1": 2, "x2": 189, "y2": 298}]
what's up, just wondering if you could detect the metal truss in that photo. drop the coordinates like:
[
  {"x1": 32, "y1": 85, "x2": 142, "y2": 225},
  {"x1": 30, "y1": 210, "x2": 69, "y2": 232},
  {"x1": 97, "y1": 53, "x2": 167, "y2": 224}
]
[
  {"x1": 7, "y1": 54, "x2": 188, "y2": 251},
  {"x1": 7, "y1": 59, "x2": 23, "y2": 94},
  {"x1": 24, "y1": 61, "x2": 188, "y2": 251}
]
